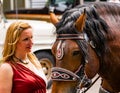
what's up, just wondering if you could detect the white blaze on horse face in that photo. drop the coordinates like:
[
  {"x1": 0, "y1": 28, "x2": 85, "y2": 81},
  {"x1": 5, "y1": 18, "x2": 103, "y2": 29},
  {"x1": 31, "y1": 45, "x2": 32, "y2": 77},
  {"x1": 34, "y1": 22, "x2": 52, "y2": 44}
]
[{"x1": 56, "y1": 40, "x2": 65, "y2": 60}]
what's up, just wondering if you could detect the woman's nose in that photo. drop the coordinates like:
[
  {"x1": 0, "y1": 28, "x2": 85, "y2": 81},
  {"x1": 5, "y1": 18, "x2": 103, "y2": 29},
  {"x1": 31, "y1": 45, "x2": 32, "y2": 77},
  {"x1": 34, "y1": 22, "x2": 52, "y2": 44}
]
[{"x1": 30, "y1": 38, "x2": 33, "y2": 45}]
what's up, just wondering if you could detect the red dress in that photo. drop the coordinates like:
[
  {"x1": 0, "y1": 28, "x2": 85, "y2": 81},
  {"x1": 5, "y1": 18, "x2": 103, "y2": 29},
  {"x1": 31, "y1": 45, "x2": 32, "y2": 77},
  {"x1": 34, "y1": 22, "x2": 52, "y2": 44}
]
[{"x1": 9, "y1": 63, "x2": 46, "y2": 93}]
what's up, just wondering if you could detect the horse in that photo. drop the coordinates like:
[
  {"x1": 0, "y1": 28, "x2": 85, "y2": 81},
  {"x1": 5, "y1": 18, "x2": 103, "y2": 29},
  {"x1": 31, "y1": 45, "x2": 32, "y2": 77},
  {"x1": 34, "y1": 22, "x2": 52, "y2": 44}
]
[{"x1": 49, "y1": 2, "x2": 120, "y2": 93}]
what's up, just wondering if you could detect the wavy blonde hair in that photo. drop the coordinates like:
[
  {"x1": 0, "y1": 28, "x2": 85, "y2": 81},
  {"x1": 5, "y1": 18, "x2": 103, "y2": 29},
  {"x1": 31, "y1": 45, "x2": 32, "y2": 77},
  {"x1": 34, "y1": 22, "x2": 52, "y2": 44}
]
[
  {"x1": 1, "y1": 21, "x2": 41, "y2": 68},
  {"x1": 2, "y1": 21, "x2": 31, "y2": 61}
]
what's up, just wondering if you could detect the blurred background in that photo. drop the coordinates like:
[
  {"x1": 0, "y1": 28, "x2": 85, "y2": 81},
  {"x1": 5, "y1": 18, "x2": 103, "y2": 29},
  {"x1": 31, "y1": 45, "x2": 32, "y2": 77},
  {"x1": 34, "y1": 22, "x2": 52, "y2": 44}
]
[{"x1": 3, "y1": 0, "x2": 108, "y2": 21}]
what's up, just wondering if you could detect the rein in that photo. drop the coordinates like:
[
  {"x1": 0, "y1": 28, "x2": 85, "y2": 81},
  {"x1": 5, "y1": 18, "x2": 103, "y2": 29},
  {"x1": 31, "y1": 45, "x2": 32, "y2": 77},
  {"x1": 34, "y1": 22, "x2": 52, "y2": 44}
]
[{"x1": 52, "y1": 33, "x2": 100, "y2": 93}]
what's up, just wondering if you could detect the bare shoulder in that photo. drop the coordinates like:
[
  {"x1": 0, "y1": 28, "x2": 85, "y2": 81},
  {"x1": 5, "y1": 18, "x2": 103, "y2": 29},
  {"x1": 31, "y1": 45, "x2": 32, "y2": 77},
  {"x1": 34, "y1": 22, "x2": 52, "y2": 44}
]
[
  {"x1": 0, "y1": 63, "x2": 13, "y2": 76},
  {"x1": 0, "y1": 63, "x2": 13, "y2": 92}
]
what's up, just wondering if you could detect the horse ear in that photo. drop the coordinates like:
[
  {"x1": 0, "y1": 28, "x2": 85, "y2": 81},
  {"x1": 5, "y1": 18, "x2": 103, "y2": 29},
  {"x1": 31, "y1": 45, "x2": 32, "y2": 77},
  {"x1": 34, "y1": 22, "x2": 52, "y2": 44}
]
[
  {"x1": 75, "y1": 9, "x2": 86, "y2": 32},
  {"x1": 50, "y1": 12, "x2": 59, "y2": 25}
]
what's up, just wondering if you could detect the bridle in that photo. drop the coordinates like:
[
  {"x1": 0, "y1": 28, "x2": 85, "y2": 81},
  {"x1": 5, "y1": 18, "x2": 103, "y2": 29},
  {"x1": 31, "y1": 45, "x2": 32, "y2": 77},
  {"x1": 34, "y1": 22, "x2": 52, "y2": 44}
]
[{"x1": 51, "y1": 33, "x2": 99, "y2": 93}]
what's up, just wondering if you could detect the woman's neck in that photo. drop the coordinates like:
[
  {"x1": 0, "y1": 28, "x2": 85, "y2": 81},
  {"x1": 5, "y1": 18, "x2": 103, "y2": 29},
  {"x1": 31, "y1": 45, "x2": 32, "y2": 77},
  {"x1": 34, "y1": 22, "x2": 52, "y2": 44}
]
[{"x1": 15, "y1": 52, "x2": 28, "y2": 60}]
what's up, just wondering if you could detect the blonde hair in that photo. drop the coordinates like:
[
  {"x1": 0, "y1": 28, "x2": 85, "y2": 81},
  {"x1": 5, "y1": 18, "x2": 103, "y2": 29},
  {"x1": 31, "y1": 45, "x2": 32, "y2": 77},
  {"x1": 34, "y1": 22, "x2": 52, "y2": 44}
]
[
  {"x1": 1, "y1": 21, "x2": 41, "y2": 69},
  {"x1": 2, "y1": 21, "x2": 31, "y2": 61}
]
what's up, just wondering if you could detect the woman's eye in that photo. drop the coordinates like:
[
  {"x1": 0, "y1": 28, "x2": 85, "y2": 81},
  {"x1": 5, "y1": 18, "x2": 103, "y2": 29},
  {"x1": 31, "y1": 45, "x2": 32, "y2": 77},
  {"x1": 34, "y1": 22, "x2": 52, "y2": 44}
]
[
  {"x1": 23, "y1": 38, "x2": 29, "y2": 41},
  {"x1": 22, "y1": 36, "x2": 33, "y2": 41}
]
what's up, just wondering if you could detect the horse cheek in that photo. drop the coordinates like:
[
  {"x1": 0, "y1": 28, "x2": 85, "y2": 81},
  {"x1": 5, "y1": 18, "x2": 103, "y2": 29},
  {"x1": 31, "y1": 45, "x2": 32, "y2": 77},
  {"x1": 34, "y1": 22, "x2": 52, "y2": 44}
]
[{"x1": 85, "y1": 57, "x2": 100, "y2": 79}]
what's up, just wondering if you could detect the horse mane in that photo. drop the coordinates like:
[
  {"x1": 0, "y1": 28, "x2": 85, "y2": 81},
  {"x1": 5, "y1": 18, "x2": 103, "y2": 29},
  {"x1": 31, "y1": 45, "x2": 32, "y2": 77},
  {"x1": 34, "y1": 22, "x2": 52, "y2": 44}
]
[{"x1": 56, "y1": 2, "x2": 120, "y2": 57}]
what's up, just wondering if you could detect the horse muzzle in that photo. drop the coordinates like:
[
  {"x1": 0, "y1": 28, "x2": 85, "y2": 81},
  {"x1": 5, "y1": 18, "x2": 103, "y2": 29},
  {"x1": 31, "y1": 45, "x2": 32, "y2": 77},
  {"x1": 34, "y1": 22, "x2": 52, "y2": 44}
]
[{"x1": 79, "y1": 76, "x2": 92, "y2": 89}]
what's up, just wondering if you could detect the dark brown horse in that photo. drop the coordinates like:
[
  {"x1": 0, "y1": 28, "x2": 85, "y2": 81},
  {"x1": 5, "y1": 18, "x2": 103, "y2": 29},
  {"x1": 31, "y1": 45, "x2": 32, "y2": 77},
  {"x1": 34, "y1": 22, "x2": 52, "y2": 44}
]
[{"x1": 50, "y1": 2, "x2": 120, "y2": 93}]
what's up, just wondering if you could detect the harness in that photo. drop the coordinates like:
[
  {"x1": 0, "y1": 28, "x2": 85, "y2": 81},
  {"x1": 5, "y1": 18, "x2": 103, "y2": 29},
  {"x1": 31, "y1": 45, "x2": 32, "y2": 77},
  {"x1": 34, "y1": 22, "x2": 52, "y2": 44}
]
[{"x1": 51, "y1": 33, "x2": 100, "y2": 93}]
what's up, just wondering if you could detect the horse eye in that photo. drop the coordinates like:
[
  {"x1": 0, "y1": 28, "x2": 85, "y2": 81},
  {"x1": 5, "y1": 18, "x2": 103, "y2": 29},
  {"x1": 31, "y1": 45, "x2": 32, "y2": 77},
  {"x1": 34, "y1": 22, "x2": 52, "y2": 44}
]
[{"x1": 72, "y1": 50, "x2": 80, "y2": 56}]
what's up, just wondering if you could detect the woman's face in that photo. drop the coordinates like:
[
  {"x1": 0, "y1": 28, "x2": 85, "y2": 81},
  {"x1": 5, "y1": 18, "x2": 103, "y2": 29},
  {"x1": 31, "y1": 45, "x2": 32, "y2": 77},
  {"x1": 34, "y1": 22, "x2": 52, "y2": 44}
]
[{"x1": 16, "y1": 28, "x2": 33, "y2": 54}]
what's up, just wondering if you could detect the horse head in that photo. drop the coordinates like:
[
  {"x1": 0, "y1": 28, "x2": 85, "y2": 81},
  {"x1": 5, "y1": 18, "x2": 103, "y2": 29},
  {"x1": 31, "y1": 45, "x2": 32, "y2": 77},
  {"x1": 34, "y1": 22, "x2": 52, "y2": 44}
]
[
  {"x1": 50, "y1": 8, "x2": 100, "y2": 93},
  {"x1": 50, "y1": 2, "x2": 120, "y2": 93}
]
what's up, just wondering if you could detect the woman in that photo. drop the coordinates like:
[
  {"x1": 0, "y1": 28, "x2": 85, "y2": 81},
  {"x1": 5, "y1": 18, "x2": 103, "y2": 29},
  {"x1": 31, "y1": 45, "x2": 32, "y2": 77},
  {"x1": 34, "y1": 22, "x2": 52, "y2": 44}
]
[{"x1": 0, "y1": 21, "x2": 47, "y2": 93}]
